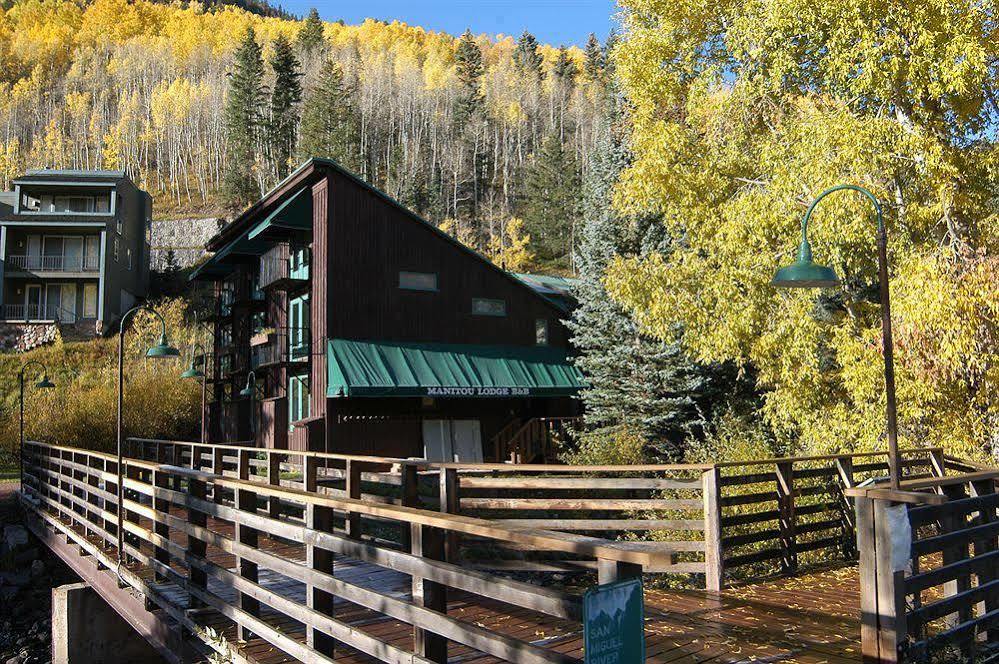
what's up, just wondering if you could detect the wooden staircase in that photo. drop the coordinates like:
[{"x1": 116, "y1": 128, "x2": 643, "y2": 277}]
[{"x1": 489, "y1": 416, "x2": 580, "y2": 463}]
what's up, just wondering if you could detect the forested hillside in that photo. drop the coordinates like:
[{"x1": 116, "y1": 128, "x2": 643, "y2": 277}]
[{"x1": 0, "y1": 0, "x2": 613, "y2": 270}]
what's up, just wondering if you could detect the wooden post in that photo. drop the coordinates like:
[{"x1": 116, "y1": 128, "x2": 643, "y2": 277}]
[
  {"x1": 439, "y1": 468, "x2": 460, "y2": 562},
  {"x1": 400, "y1": 465, "x2": 419, "y2": 551},
  {"x1": 836, "y1": 456, "x2": 857, "y2": 559},
  {"x1": 304, "y1": 456, "x2": 335, "y2": 656},
  {"x1": 236, "y1": 451, "x2": 259, "y2": 642},
  {"x1": 411, "y1": 523, "x2": 448, "y2": 663},
  {"x1": 212, "y1": 446, "x2": 226, "y2": 504},
  {"x1": 597, "y1": 559, "x2": 643, "y2": 585},
  {"x1": 701, "y1": 467, "x2": 723, "y2": 591},
  {"x1": 776, "y1": 461, "x2": 797, "y2": 572},
  {"x1": 187, "y1": 476, "x2": 208, "y2": 608},
  {"x1": 345, "y1": 460, "x2": 362, "y2": 539},
  {"x1": 857, "y1": 496, "x2": 906, "y2": 664},
  {"x1": 268, "y1": 452, "x2": 282, "y2": 520}
]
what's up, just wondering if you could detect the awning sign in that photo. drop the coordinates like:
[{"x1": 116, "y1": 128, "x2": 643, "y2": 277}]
[
  {"x1": 425, "y1": 386, "x2": 531, "y2": 397},
  {"x1": 584, "y1": 577, "x2": 644, "y2": 663}
]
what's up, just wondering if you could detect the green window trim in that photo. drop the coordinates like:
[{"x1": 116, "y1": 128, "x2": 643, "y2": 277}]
[{"x1": 398, "y1": 271, "x2": 438, "y2": 292}]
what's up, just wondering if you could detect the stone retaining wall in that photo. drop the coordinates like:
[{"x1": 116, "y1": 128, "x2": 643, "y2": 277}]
[
  {"x1": 148, "y1": 216, "x2": 222, "y2": 271},
  {"x1": 0, "y1": 324, "x2": 59, "y2": 353}
]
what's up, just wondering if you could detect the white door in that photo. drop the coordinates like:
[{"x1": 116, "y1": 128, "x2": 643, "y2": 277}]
[
  {"x1": 422, "y1": 420, "x2": 451, "y2": 462},
  {"x1": 421, "y1": 419, "x2": 483, "y2": 462},
  {"x1": 82, "y1": 283, "x2": 98, "y2": 318},
  {"x1": 451, "y1": 420, "x2": 483, "y2": 462}
]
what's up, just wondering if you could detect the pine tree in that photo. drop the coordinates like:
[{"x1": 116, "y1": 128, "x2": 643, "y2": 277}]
[
  {"x1": 513, "y1": 31, "x2": 543, "y2": 79},
  {"x1": 296, "y1": 8, "x2": 326, "y2": 53},
  {"x1": 522, "y1": 134, "x2": 580, "y2": 266},
  {"x1": 297, "y1": 59, "x2": 360, "y2": 170},
  {"x1": 553, "y1": 46, "x2": 577, "y2": 84},
  {"x1": 566, "y1": 126, "x2": 714, "y2": 462},
  {"x1": 223, "y1": 26, "x2": 267, "y2": 206},
  {"x1": 454, "y1": 29, "x2": 484, "y2": 123},
  {"x1": 268, "y1": 33, "x2": 302, "y2": 180},
  {"x1": 583, "y1": 34, "x2": 605, "y2": 83}
]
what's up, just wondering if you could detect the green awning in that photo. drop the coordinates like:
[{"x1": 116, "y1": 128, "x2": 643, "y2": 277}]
[
  {"x1": 248, "y1": 187, "x2": 312, "y2": 240},
  {"x1": 327, "y1": 338, "x2": 586, "y2": 398}
]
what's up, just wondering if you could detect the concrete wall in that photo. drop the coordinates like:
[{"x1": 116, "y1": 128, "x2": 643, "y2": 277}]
[
  {"x1": 51, "y1": 582, "x2": 166, "y2": 664},
  {"x1": 148, "y1": 217, "x2": 220, "y2": 271}
]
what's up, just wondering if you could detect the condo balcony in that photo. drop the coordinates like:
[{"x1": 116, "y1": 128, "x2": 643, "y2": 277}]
[
  {"x1": 258, "y1": 245, "x2": 309, "y2": 291},
  {"x1": 251, "y1": 326, "x2": 311, "y2": 369},
  {"x1": 6, "y1": 254, "x2": 100, "y2": 273}
]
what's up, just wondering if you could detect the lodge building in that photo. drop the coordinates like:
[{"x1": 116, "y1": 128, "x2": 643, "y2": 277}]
[{"x1": 193, "y1": 158, "x2": 584, "y2": 462}]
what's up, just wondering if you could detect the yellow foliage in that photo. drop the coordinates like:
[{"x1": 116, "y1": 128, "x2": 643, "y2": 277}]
[{"x1": 487, "y1": 217, "x2": 534, "y2": 272}]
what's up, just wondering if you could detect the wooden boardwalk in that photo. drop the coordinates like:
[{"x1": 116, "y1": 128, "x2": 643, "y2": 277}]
[{"x1": 116, "y1": 512, "x2": 862, "y2": 664}]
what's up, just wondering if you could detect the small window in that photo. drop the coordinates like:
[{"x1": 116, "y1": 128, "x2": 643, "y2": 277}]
[
  {"x1": 113, "y1": 237, "x2": 120, "y2": 261},
  {"x1": 472, "y1": 298, "x2": 506, "y2": 317},
  {"x1": 126, "y1": 248, "x2": 132, "y2": 270},
  {"x1": 535, "y1": 319, "x2": 549, "y2": 346},
  {"x1": 399, "y1": 271, "x2": 437, "y2": 291}
]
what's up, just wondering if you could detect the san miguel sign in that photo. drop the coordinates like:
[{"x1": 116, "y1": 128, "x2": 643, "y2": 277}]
[{"x1": 425, "y1": 386, "x2": 532, "y2": 397}]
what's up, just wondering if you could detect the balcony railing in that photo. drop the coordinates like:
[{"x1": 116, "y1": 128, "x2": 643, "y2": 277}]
[
  {"x1": 251, "y1": 327, "x2": 311, "y2": 368},
  {"x1": 2, "y1": 303, "x2": 76, "y2": 323},
  {"x1": 259, "y1": 246, "x2": 309, "y2": 290},
  {"x1": 6, "y1": 255, "x2": 100, "y2": 272}
]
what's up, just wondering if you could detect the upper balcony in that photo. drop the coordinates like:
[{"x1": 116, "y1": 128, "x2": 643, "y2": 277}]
[
  {"x1": 6, "y1": 254, "x2": 101, "y2": 274},
  {"x1": 251, "y1": 327, "x2": 311, "y2": 369},
  {"x1": 259, "y1": 244, "x2": 309, "y2": 291}
]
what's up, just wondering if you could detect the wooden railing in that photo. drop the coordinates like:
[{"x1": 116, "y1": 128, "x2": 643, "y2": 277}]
[
  {"x1": 125, "y1": 438, "x2": 948, "y2": 592},
  {"x1": 851, "y1": 469, "x2": 999, "y2": 663},
  {"x1": 23, "y1": 440, "x2": 669, "y2": 664},
  {"x1": 493, "y1": 417, "x2": 579, "y2": 463}
]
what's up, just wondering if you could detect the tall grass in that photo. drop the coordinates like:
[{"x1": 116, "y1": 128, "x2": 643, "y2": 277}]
[{"x1": 0, "y1": 298, "x2": 205, "y2": 458}]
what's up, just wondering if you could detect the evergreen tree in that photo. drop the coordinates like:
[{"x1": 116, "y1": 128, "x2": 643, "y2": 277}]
[
  {"x1": 523, "y1": 134, "x2": 580, "y2": 266},
  {"x1": 553, "y1": 46, "x2": 577, "y2": 84},
  {"x1": 513, "y1": 31, "x2": 543, "y2": 79},
  {"x1": 566, "y1": 127, "x2": 713, "y2": 462},
  {"x1": 268, "y1": 33, "x2": 302, "y2": 180},
  {"x1": 583, "y1": 34, "x2": 605, "y2": 83},
  {"x1": 297, "y1": 59, "x2": 360, "y2": 170},
  {"x1": 454, "y1": 29, "x2": 484, "y2": 123},
  {"x1": 223, "y1": 26, "x2": 267, "y2": 205},
  {"x1": 296, "y1": 8, "x2": 326, "y2": 53}
]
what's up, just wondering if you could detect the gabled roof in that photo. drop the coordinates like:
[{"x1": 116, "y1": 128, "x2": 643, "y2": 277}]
[{"x1": 198, "y1": 158, "x2": 571, "y2": 317}]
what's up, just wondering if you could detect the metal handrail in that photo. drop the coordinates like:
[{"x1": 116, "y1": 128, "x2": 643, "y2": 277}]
[
  {"x1": 1, "y1": 303, "x2": 78, "y2": 323},
  {"x1": 7, "y1": 254, "x2": 100, "y2": 272}
]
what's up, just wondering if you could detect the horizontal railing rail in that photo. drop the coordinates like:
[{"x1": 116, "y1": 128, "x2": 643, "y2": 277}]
[
  {"x1": 6, "y1": 254, "x2": 100, "y2": 272},
  {"x1": 1, "y1": 303, "x2": 78, "y2": 323},
  {"x1": 125, "y1": 437, "x2": 946, "y2": 591},
  {"x1": 250, "y1": 326, "x2": 311, "y2": 368},
  {"x1": 24, "y1": 440, "x2": 666, "y2": 664}
]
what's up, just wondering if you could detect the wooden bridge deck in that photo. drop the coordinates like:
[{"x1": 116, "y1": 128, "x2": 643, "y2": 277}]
[{"x1": 99, "y1": 510, "x2": 862, "y2": 663}]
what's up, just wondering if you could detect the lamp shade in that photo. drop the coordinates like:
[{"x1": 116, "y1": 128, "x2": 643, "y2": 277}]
[
  {"x1": 239, "y1": 384, "x2": 255, "y2": 398},
  {"x1": 181, "y1": 366, "x2": 204, "y2": 379},
  {"x1": 146, "y1": 333, "x2": 180, "y2": 358},
  {"x1": 35, "y1": 375, "x2": 55, "y2": 389},
  {"x1": 772, "y1": 240, "x2": 839, "y2": 289}
]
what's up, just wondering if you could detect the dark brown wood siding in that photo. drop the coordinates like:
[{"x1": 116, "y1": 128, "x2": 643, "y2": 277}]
[
  {"x1": 322, "y1": 169, "x2": 569, "y2": 348},
  {"x1": 310, "y1": 179, "x2": 329, "y2": 422}
]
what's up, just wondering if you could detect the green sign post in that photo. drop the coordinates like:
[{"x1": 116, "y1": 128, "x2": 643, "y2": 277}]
[{"x1": 583, "y1": 577, "x2": 645, "y2": 663}]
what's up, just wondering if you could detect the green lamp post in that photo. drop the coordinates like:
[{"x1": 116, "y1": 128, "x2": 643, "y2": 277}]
[
  {"x1": 772, "y1": 184, "x2": 901, "y2": 490},
  {"x1": 18, "y1": 360, "x2": 55, "y2": 491},
  {"x1": 181, "y1": 343, "x2": 209, "y2": 444},
  {"x1": 116, "y1": 304, "x2": 179, "y2": 569},
  {"x1": 240, "y1": 370, "x2": 258, "y2": 438}
]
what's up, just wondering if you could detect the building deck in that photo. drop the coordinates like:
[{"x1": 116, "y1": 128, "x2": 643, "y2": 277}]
[{"x1": 66, "y1": 509, "x2": 863, "y2": 664}]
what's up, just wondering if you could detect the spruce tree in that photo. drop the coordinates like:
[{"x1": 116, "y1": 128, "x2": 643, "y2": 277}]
[
  {"x1": 268, "y1": 33, "x2": 302, "y2": 180},
  {"x1": 297, "y1": 59, "x2": 360, "y2": 170},
  {"x1": 513, "y1": 31, "x2": 543, "y2": 79},
  {"x1": 296, "y1": 8, "x2": 326, "y2": 53},
  {"x1": 454, "y1": 29, "x2": 484, "y2": 123},
  {"x1": 523, "y1": 134, "x2": 580, "y2": 266},
  {"x1": 583, "y1": 34, "x2": 605, "y2": 83},
  {"x1": 566, "y1": 127, "x2": 713, "y2": 462},
  {"x1": 223, "y1": 26, "x2": 266, "y2": 206}
]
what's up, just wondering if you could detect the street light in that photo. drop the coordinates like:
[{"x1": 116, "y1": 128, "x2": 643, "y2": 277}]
[
  {"x1": 181, "y1": 343, "x2": 209, "y2": 444},
  {"x1": 18, "y1": 360, "x2": 55, "y2": 490},
  {"x1": 116, "y1": 304, "x2": 179, "y2": 570},
  {"x1": 240, "y1": 370, "x2": 258, "y2": 439},
  {"x1": 772, "y1": 184, "x2": 901, "y2": 489}
]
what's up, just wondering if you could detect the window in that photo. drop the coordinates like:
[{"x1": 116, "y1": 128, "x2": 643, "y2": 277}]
[
  {"x1": 83, "y1": 283, "x2": 98, "y2": 318},
  {"x1": 126, "y1": 248, "x2": 132, "y2": 271},
  {"x1": 399, "y1": 271, "x2": 437, "y2": 291},
  {"x1": 289, "y1": 374, "x2": 311, "y2": 426},
  {"x1": 472, "y1": 298, "x2": 506, "y2": 317},
  {"x1": 113, "y1": 237, "x2": 120, "y2": 262},
  {"x1": 535, "y1": 319, "x2": 549, "y2": 346}
]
